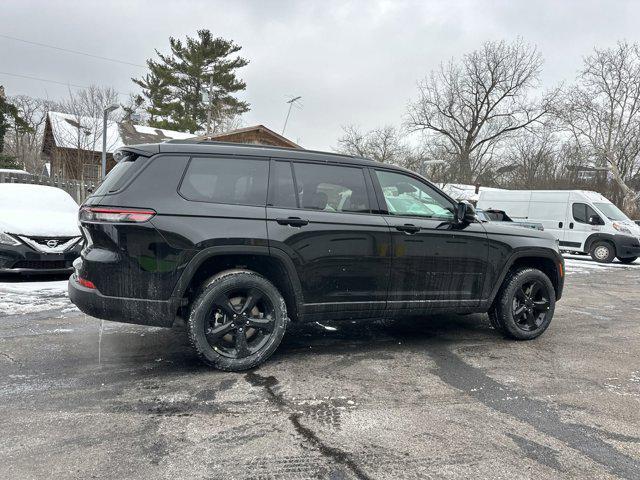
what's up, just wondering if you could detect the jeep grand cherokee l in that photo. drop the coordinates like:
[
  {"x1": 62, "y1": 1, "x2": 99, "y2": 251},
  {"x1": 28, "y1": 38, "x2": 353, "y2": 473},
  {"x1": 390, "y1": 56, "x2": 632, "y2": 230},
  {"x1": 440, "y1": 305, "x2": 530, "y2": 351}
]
[{"x1": 69, "y1": 142, "x2": 564, "y2": 371}]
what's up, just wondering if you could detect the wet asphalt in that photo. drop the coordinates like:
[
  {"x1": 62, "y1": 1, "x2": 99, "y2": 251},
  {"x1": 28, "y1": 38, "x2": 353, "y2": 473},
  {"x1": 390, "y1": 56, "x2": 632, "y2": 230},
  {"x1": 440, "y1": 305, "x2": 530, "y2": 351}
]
[{"x1": 0, "y1": 260, "x2": 639, "y2": 479}]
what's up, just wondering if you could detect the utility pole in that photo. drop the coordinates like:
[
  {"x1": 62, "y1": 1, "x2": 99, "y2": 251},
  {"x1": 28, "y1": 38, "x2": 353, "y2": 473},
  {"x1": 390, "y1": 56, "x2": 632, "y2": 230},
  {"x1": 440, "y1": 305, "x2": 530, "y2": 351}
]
[
  {"x1": 206, "y1": 75, "x2": 213, "y2": 136},
  {"x1": 282, "y1": 96, "x2": 301, "y2": 136}
]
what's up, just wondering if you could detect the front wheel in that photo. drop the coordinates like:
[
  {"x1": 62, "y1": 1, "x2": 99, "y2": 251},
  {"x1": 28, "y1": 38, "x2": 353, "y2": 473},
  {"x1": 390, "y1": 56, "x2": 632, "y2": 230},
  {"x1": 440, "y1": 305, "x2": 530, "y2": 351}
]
[
  {"x1": 590, "y1": 241, "x2": 616, "y2": 263},
  {"x1": 618, "y1": 256, "x2": 638, "y2": 264},
  {"x1": 187, "y1": 270, "x2": 288, "y2": 371},
  {"x1": 490, "y1": 268, "x2": 556, "y2": 340}
]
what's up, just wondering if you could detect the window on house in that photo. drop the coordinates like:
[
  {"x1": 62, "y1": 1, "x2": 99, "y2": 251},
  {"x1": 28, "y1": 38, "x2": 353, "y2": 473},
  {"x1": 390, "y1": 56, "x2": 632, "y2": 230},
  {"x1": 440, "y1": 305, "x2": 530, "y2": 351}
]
[{"x1": 83, "y1": 163, "x2": 101, "y2": 181}]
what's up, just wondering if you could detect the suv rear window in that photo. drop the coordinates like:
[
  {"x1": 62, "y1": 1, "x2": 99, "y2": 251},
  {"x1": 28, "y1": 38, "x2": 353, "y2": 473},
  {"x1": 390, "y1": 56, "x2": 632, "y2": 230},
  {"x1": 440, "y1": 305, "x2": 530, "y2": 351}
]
[
  {"x1": 92, "y1": 153, "x2": 140, "y2": 195},
  {"x1": 179, "y1": 157, "x2": 269, "y2": 206}
]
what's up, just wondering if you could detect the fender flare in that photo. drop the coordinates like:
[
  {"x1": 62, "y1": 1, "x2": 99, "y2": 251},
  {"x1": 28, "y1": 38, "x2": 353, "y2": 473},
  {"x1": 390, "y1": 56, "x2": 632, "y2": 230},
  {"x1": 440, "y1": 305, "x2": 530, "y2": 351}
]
[
  {"x1": 171, "y1": 245, "x2": 304, "y2": 311},
  {"x1": 485, "y1": 247, "x2": 564, "y2": 307}
]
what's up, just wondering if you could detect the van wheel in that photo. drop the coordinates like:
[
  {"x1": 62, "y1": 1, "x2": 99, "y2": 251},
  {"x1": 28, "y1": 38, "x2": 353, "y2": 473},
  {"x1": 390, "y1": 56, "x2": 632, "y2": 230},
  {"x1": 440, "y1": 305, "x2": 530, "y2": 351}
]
[
  {"x1": 187, "y1": 270, "x2": 288, "y2": 371},
  {"x1": 491, "y1": 268, "x2": 556, "y2": 340},
  {"x1": 618, "y1": 256, "x2": 638, "y2": 264},
  {"x1": 590, "y1": 241, "x2": 616, "y2": 263}
]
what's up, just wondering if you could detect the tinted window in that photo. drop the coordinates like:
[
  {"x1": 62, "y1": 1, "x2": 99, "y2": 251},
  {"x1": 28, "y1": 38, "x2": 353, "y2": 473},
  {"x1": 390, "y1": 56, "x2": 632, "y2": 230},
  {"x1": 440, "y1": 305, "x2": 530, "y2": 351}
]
[
  {"x1": 93, "y1": 153, "x2": 140, "y2": 195},
  {"x1": 179, "y1": 157, "x2": 268, "y2": 206},
  {"x1": 268, "y1": 161, "x2": 297, "y2": 208},
  {"x1": 375, "y1": 170, "x2": 454, "y2": 219},
  {"x1": 293, "y1": 163, "x2": 370, "y2": 213},
  {"x1": 573, "y1": 203, "x2": 601, "y2": 224}
]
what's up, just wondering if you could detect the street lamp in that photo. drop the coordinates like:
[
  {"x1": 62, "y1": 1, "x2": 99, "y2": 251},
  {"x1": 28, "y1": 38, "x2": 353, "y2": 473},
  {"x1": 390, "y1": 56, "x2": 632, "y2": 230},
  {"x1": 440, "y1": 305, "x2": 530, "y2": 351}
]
[{"x1": 102, "y1": 104, "x2": 119, "y2": 179}]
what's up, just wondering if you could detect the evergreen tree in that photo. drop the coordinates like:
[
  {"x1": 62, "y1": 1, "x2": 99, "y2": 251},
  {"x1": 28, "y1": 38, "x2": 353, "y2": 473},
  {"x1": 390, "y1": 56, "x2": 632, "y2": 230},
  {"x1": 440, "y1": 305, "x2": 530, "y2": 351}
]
[
  {"x1": 0, "y1": 86, "x2": 32, "y2": 168},
  {"x1": 133, "y1": 30, "x2": 249, "y2": 133}
]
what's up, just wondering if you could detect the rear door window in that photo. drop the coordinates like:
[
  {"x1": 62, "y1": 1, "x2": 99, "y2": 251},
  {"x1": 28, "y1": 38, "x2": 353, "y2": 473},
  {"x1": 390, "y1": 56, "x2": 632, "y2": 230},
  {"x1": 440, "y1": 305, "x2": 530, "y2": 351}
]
[
  {"x1": 179, "y1": 157, "x2": 269, "y2": 206},
  {"x1": 292, "y1": 162, "x2": 371, "y2": 213},
  {"x1": 268, "y1": 161, "x2": 298, "y2": 208}
]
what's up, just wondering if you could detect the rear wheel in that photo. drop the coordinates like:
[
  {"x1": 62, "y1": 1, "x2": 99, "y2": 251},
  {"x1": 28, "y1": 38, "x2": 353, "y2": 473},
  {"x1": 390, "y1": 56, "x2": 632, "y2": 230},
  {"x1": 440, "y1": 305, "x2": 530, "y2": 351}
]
[
  {"x1": 187, "y1": 270, "x2": 288, "y2": 371},
  {"x1": 490, "y1": 268, "x2": 556, "y2": 340},
  {"x1": 618, "y1": 256, "x2": 638, "y2": 264},
  {"x1": 590, "y1": 241, "x2": 616, "y2": 263}
]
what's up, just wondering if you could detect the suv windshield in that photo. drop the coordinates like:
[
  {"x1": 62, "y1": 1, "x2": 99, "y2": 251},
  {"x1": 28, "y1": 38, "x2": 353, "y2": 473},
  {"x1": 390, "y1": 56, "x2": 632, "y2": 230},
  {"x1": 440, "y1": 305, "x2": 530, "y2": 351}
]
[{"x1": 593, "y1": 202, "x2": 629, "y2": 221}]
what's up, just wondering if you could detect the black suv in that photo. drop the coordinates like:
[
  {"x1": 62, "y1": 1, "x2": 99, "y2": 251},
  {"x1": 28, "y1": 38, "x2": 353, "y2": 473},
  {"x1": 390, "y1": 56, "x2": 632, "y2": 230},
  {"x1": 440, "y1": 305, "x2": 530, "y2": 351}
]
[{"x1": 69, "y1": 141, "x2": 564, "y2": 371}]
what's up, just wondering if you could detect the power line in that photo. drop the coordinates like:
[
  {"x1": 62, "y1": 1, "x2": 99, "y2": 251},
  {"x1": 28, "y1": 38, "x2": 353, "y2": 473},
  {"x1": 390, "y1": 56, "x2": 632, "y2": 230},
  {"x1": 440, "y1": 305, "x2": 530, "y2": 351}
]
[
  {"x1": 0, "y1": 70, "x2": 130, "y2": 96},
  {"x1": 0, "y1": 33, "x2": 146, "y2": 68}
]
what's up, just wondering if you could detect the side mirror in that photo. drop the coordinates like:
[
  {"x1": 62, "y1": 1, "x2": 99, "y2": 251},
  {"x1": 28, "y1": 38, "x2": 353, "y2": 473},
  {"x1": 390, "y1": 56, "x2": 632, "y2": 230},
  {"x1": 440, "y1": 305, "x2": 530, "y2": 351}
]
[
  {"x1": 588, "y1": 215, "x2": 602, "y2": 225},
  {"x1": 456, "y1": 202, "x2": 476, "y2": 224}
]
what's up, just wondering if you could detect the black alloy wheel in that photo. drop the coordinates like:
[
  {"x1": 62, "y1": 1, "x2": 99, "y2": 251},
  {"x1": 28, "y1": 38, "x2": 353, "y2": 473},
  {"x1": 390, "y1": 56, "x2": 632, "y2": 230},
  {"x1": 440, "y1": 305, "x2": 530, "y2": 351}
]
[
  {"x1": 188, "y1": 270, "x2": 287, "y2": 371},
  {"x1": 511, "y1": 279, "x2": 551, "y2": 332},
  {"x1": 205, "y1": 288, "x2": 275, "y2": 359}
]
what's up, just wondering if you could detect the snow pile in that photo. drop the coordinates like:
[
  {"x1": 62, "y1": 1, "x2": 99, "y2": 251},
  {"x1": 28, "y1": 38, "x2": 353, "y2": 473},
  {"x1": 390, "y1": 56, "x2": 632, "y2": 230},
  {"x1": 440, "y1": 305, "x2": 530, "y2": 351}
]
[
  {"x1": 439, "y1": 183, "x2": 505, "y2": 203},
  {"x1": 0, "y1": 184, "x2": 81, "y2": 236},
  {"x1": 0, "y1": 280, "x2": 74, "y2": 317}
]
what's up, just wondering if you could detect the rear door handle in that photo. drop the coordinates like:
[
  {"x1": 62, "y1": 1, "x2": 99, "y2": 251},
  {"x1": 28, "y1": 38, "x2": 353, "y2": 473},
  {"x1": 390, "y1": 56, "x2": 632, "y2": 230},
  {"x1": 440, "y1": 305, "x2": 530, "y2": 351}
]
[
  {"x1": 276, "y1": 217, "x2": 309, "y2": 227},
  {"x1": 569, "y1": 222, "x2": 574, "y2": 229},
  {"x1": 558, "y1": 222, "x2": 563, "y2": 228},
  {"x1": 395, "y1": 224, "x2": 421, "y2": 234}
]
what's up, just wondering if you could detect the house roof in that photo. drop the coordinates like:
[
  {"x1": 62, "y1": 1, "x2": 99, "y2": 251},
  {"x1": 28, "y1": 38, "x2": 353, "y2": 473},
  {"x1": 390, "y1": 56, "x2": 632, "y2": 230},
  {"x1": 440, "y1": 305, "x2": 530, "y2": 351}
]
[
  {"x1": 196, "y1": 124, "x2": 301, "y2": 149},
  {"x1": 46, "y1": 111, "x2": 192, "y2": 154}
]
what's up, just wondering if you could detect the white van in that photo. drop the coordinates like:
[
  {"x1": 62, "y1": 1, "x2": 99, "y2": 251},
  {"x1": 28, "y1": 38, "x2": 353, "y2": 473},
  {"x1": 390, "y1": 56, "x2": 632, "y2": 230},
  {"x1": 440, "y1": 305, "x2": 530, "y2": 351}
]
[{"x1": 477, "y1": 190, "x2": 640, "y2": 263}]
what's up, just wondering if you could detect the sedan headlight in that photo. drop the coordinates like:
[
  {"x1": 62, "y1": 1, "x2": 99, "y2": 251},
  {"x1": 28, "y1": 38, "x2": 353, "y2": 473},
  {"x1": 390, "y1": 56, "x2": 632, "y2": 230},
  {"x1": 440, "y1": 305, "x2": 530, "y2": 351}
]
[
  {"x1": 0, "y1": 231, "x2": 20, "y2": 246},
  {"x1": 612, "y1": 222, "x2": 632, "y2": 235}
]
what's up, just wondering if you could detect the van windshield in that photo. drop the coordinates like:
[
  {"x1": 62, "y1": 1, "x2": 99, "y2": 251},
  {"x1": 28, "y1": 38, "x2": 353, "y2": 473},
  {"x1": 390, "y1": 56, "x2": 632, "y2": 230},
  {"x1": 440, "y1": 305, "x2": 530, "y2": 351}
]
[{"x1": 593, "y1": 202, "x2": 629, "y2": 221}]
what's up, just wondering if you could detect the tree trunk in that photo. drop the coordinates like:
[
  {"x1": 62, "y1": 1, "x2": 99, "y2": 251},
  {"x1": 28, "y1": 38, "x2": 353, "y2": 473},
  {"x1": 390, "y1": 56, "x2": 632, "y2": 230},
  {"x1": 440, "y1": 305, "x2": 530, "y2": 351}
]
[
  {"x1": 458, "y1": 150, "x2": 473, "y2": 184},
  {"x1": 607, "y1": 154, "x2": 640, "y2": 218}
]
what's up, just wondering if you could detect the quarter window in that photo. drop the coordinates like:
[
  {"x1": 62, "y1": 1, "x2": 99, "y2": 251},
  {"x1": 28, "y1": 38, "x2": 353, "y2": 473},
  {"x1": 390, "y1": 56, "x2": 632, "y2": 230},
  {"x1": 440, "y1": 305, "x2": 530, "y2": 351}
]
[
  {"x1": 292, "y1": 163, "x2": 370, "y2": 213},
  {"x1": 179, "y1": 157, "x2": 269, "y2": 206},
  {"x1": 375, "y1": 170, "x2": 454, "y2": 220}
]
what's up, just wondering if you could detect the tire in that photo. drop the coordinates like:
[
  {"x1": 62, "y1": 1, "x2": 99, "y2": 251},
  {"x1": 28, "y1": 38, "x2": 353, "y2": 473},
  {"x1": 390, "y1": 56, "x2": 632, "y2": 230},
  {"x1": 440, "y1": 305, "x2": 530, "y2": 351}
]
[
  {"x1": 490, "y1": 268, "x2": 556, "y2": 340},
  {"x1": 590, "y1": 241, "x2": 616, "y2": 263},
  {"x1": 618, "y1": 256, "x2": 638, "y2": 264},
  {"x1": 187, "y1": 269, "x2": 288, "y2": 371}
]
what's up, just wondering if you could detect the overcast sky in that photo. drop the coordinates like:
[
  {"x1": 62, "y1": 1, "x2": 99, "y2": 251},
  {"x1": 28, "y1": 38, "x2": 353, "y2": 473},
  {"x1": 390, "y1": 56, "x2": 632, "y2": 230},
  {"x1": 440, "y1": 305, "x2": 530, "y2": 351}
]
[{"x1": 2, "y1": 0, "x2": 640, "y2": 150}]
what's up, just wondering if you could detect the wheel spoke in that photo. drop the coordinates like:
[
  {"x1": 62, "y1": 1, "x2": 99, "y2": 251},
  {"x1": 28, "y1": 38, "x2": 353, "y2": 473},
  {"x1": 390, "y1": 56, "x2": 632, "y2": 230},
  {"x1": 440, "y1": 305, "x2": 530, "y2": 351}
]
[
  {"x1": 213, "y1": 294, "x2": 237, "y2": 317},
  {"x1": 246, "y1": 317, "x2": 275, "y2": 333},
  {"x1": 235, "y1": 329, "x2": 251, "y2": 358},
  {"x1": 526, "y1": 311, "x2": 538, "y2": 328},
  {"x1": 528, "y1": 282, "x2": 541, "y2": 298},
  {"x1": 515, "y1": 287, "x2": 528, "y2": 302},
  {"x1": 206, "y1": 321, "x2": 235, "y2": 341},
  {"x1": 533, "y1": 298, "x2": 550, "y2": 313},
  {"x1": 239, "y1": 289, "x2": 261, "y2": 315}
]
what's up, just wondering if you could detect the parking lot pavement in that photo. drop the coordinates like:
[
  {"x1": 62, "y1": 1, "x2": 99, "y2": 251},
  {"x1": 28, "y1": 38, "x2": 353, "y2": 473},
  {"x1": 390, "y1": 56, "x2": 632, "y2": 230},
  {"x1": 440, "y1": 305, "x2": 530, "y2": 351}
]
[{"x1": 0, "y1": 261, "x2": 639, "y2": 480}]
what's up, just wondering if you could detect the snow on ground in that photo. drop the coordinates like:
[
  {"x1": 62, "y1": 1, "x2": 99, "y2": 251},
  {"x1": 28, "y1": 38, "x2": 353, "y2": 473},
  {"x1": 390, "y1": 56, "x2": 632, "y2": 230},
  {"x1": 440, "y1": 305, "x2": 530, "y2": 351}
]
[
  {"x1": 562, "y1": 253, "x2": 638, "y2": 274},
  {"x1": 0, "y1": 279, "x2": 75, "y2": 317}
]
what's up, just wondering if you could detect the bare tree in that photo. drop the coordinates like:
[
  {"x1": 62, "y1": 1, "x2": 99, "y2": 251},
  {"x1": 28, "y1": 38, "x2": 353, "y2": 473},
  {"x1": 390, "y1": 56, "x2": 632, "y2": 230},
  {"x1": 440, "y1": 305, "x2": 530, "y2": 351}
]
[
  {"x1": 336, "y1": 125, "x2": 410, "y2": 164},
  {"x1": 4, "y1": 95, "x2": 58, "y2": 173},
  {"x1": 556, "y1": 41, "x2": 640, "y2": 215},
  {"x1": 407, "y1": 39, "x2": 554, "y2": 183},
  {"x1": 56, "y1": 86, "x2": 122, "y2": 179}
]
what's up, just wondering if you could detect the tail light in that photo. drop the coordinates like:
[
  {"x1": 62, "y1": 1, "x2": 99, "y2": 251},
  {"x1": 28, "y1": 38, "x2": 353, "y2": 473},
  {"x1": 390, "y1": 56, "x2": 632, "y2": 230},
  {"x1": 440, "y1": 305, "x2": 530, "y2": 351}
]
[
  {"x1": 79, "y1": 206, "x2": 156, "y2": 223},
  {"x1": 77, "y1": 276, "x2": 96, "y2": 289}
]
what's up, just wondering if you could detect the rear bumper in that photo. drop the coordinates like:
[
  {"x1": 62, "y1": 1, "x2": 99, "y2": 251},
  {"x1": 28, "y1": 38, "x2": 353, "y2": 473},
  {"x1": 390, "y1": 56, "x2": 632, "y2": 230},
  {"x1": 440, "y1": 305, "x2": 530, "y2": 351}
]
[
  {"x1": 68, "y1": 274, "x2": 179, "y2": 328},
  {"x1": 613, "y1": 235, "x2": 640, "y2": 259}
]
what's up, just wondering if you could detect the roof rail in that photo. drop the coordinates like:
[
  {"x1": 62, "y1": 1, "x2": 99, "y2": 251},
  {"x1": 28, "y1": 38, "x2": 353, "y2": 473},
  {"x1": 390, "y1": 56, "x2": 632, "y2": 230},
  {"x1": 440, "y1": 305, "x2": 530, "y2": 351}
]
[{"x1": 161, "y1": 139, "x2": 369, "y2": 161}]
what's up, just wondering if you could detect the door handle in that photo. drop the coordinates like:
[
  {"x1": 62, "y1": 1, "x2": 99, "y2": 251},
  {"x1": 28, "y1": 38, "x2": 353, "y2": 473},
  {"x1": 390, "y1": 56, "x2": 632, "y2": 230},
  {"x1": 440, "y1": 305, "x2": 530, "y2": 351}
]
[
  {"x1": 558, "y1": 222, "x2": 563, "y2": 228},
  {"x1": 276, "y1": 217, "x2": 309, "y2": 227},
  {"x1": 569, "y1": 222, "x2": 574, "y2": 229},
  {"x1": 395, "y1": 224, "x2": 421, "y2": 234}
]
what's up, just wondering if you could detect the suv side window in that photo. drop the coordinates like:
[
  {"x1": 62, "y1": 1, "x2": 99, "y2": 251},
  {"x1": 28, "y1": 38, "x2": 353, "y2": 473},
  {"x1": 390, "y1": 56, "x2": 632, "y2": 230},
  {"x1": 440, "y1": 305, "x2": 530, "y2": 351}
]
[
  {"x1": 268, "y1": 161, "x2": 298, "y2": 208},
  {"x1": 292, "y1": 162, "x2": 370, "y2": 213},
  {"x1": 572, "y1": 203, "x2": 601, "y2": 224},
  {"x1": 179, "y1": 157, "x2": 269, "y2": 206},
  {"x1": 375, "y1": 170, "x2": 455, "y2": 220}
]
